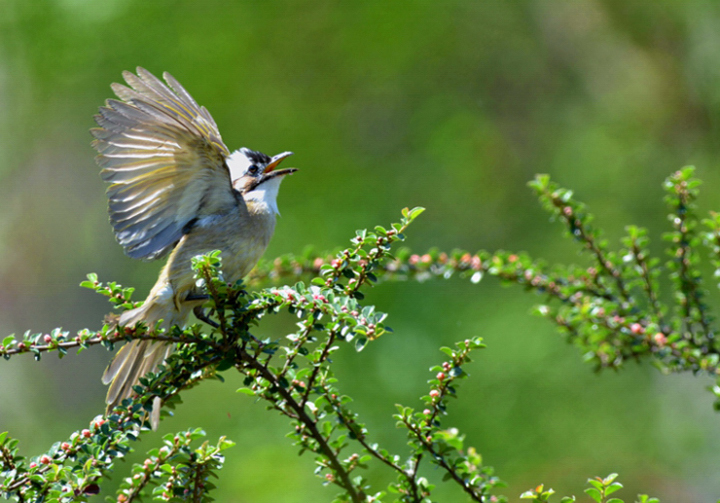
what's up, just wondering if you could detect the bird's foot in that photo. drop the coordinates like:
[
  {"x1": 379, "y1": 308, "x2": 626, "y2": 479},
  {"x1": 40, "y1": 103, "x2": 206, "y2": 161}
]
[
  {"x1": 193, "y1": 306, "x2": 219, "y2": 328},
  {"x1": 185, "y1": 293, "x2": 210, "y2": 301}
]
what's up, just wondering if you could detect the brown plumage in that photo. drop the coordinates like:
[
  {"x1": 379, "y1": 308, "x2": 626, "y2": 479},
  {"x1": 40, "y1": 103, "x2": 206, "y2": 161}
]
[{"x1": 92, "y1": 68, "x2": 296, "y2": 428}]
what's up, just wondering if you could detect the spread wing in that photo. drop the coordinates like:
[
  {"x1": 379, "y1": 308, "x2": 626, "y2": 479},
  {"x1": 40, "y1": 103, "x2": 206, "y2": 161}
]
[{"x1": 91, "y1": 67, "x2": 236, "y2": 260}]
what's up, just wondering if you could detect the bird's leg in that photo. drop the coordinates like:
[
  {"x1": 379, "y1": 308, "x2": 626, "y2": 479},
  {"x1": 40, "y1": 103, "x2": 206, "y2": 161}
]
[
  {"x1": 185, "y1": 293, "x2": 220, "y2": 328},
  {"x1": 193, "y1": 305, "x2": 219, "y2": 328},
  {"x1": 185, "y1": 293, "x2": 210, "y2": 302}
]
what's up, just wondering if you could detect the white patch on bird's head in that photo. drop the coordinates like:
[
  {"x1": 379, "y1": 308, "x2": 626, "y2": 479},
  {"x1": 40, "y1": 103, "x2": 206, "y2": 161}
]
[
  {"x1": 243, "y1": 175, "x2": 285, "y2": 215},
  {"x1": 227, "y1": 148, "x2": 270, "y2": 180}
]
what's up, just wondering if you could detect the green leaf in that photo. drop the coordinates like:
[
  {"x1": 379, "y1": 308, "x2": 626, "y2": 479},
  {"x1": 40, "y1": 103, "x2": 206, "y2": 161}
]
[
  {"x1": 407, "y1": 207, "x2": 425, "y2": 221},
  {"x1": 605, "y1": 482, "x2": 623, "y2": 495},
  {"x1": 585, "y1": 488, "x2": 602, "y2": 503},
  {"x1": 588, "y1": 479, "x2": 603, "y2": 490},
  {"x1": 602, "y1": 473, "x2": 619, "y2": 485},
  {"x1": 350, "y1": 331, "x2": 370, "y2": 349}
]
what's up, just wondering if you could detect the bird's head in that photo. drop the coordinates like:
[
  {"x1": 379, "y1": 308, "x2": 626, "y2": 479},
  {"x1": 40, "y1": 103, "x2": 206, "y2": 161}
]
[{"x1": 228, "y1": 148, "x2": 296, "y2": 214}]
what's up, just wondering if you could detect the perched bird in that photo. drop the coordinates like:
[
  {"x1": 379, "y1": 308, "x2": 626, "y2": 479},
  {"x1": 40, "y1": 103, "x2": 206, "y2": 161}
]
[{"x1": 91, "y1": 67, "x2": 296, "y2": 428}]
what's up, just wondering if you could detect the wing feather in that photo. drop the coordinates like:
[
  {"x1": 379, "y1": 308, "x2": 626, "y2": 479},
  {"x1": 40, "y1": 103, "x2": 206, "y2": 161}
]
[{"x1": 93, "y1": 67, "x2": 236, "y2": 260}]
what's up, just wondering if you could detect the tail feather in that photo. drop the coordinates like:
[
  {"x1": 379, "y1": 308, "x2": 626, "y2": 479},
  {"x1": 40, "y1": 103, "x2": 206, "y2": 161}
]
[
  {"x1": 103, "y1": 301, "x2": 178, "y2": 429},
  {"x1": 104, "y1": 340, "x2": 151, "y2": 404}
]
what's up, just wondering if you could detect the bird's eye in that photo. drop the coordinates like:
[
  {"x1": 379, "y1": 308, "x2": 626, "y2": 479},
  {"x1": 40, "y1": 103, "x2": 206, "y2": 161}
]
[{"x1": 247, "y1": 165, "x2": 260, "y2": 176}]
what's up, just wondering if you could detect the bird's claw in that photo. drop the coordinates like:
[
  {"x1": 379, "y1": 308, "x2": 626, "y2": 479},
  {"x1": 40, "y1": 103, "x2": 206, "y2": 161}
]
[{"x1": 194, "y1": 306, "x2": 219, "y2": 328}]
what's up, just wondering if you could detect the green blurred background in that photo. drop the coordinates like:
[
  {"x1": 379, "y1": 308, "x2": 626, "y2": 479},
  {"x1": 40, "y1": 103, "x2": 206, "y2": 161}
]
[{"x1": 1, "y1": 1, "x2": 720, "y2": 501}]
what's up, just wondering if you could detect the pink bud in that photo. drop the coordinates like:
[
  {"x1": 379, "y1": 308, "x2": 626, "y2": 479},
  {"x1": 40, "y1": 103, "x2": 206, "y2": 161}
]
[
  {"x1": 43, "y1": 334, "x2": 52, "y2": 344},
  {"x1": 61, "y1": 442, "x2": 70, "y2": 451},
  {"x1": 630, "y1": 323, "x2": 644, "y2": 335},
  {"x1": 429, "y1": 389, "x2": 440, "y2": 398},
  {"x1": 82, "y1": 429, "x2": 91, "y2": 438},
  {"x1": 436, "y1": 372, "x2": 446, "y2": 381},
  {"x1": 40, "y1": 455, "x2": 51, "y2": 465},
  {"x1": 423, "y1": 409, "x2": 432, "y2": 415},
  {"x1": 29, "y1": 462, "x2": 37, "y2": 469},
  {"x1": 654, "y1": 332, "x2": 667, "y2": 346}
]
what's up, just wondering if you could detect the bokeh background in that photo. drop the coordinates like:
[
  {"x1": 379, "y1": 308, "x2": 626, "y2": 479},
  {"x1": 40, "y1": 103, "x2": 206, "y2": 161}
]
[{"x1": 2, "y1": 1, "x2": 720, "y2": 501}]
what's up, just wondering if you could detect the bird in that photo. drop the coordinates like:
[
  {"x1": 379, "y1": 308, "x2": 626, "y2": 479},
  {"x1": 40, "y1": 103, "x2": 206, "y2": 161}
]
[{"x1": 91, "y1": 67, "x2": 296, "y2": 428}]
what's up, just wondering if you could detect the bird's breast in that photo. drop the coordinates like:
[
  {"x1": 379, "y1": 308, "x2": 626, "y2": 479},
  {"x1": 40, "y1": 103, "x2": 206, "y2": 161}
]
[{"x1": 166, "y1": 207, "x2": 277, "y2": 296}]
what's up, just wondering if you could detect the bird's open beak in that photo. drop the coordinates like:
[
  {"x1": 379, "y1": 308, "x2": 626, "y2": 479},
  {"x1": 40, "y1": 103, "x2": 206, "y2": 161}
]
[
  {"x1": 265, "y1": 151, "x2": 294, "y2": 173},
  {"x1": 263, "y1": 151, "x2": 297, "y2": 179}
]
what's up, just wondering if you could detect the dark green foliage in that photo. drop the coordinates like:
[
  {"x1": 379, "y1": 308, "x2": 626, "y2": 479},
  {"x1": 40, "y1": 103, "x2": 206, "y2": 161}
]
[{"x1": 9, "y1": 164, "x2": 718, "y2": 503}]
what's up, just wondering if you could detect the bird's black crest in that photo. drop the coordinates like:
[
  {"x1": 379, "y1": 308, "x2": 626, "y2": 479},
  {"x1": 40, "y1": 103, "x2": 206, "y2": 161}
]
[{"x1": 243, "y1": 148, "x2": 272, "y2": 166}]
